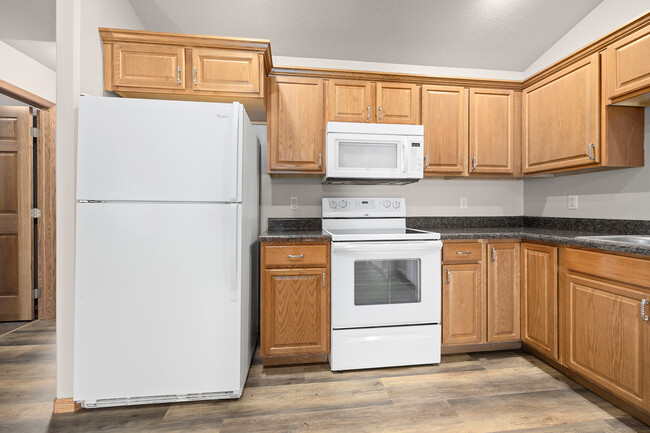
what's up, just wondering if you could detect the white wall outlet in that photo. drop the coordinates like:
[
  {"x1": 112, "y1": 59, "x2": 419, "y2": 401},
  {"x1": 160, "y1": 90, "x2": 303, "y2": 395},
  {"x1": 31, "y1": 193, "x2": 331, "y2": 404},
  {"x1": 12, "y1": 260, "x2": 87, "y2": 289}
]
[
  {"x1": 289, "y1": 197, "x2": 298, "y2": 210},
  {"x1": 567, "y1": 195, "x2": 578, "y2": 210},
  {"x1": 460, "y1": 197, "x2": 468, "y2": 209}
]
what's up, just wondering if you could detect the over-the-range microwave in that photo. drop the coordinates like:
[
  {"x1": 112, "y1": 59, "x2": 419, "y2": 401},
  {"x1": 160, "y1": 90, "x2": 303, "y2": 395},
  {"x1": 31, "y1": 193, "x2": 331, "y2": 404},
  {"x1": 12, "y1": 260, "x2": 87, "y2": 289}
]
[{"x1": 323, "y1": 122, "x2": 424, "y2": 185}]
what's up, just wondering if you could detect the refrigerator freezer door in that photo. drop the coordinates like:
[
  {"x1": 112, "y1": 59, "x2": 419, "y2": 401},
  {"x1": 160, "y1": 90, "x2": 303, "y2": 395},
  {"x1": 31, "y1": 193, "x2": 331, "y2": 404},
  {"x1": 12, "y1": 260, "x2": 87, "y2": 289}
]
[
  {"x1": 77, "y1": 97, "x2": 241, "y2": 202},
  {"x1": 74, "y1": 202, "x2": 242, "y2": 403}
]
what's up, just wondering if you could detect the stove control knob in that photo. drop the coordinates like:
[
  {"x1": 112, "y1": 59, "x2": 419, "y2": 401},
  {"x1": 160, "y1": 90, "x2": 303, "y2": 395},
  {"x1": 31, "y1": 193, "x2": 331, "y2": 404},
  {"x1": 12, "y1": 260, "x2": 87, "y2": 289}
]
[
  {"x1": 393, "y1": 201, "x2": 401, "y2": 209},
  {"x1": 339, "y1": 200, "x2": 348, "y2": 208},
  {"x1": 384, "y1": 200, "x2": 391, "y2": 208},
  {"x1": 329, "y1": 200, "x2": 337, "y2": 209}
]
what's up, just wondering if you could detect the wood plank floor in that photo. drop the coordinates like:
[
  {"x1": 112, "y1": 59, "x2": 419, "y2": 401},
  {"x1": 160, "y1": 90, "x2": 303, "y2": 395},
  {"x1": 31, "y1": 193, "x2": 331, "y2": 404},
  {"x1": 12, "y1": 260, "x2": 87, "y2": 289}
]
[{"x1": 1, "y1": 320, "x2": 649, "y2": 433}]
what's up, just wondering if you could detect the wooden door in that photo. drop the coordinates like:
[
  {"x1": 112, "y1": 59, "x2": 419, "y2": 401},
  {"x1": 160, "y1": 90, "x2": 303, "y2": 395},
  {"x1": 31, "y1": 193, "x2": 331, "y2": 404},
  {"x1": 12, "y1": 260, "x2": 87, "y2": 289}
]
[
  {"x1": 112, "y1": 42, "x2": 186, "y2": 90},
  {"x1": 326, "y1": 79, "x2": 374, "y2": 123},
  {"x1": 469, "y1": 88, "x2": 515, "y2": 174},
  {"x1": 191, "y1": 48, "x2": 260, "y2": 94},
  {"x1": 442, "y1": 263, "x2": 482, "y2": 345},
  {"x1": 261, "y1": 267, "x2": 329, "y2": 358},
  {"x1": 523, "y1": 54, "x2": 600, "y2": 173},
  {"x1": 0, "y1": 106, "x2": 33, "y2": 321},
  {"x1": 487, "y1": 242, "x2": 520, "y2": 342},
  {"x1": 421, "y1": 85, "x2": 468, "y2": 175},
  {"x1": 564, "y1": 273, "x2": 650, "y2": 411},
  {"x1": 268, "y1": 76, "x2": 324, "y2": 173},
  {"x1": 376, "y1": 82, "x2": 419, "y2": 124},
  {"x1": 521, "y1": 243, "x2": 558, "y2": 359},
  {"x1": 607, "y1": 24, "x2": 650, "y2": 101}
]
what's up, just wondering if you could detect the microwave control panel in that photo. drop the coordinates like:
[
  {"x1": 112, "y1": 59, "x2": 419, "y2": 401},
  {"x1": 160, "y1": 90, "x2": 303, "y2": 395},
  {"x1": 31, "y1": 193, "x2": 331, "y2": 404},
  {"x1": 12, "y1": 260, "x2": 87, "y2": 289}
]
[{"x1": 408, "y1": 140, "x2": 423, "y2": 175}]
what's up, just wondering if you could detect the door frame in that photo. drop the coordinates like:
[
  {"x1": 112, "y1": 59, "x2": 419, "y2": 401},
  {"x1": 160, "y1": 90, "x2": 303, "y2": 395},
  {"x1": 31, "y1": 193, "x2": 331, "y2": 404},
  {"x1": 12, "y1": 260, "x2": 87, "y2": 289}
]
[{"x1": 0, "y1": 79, "x2": 56, "y2": 319}]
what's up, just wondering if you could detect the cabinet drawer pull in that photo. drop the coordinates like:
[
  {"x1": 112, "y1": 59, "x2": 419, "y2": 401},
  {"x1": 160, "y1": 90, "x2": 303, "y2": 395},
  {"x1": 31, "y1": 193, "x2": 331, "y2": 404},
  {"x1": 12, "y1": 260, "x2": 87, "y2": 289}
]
[
  {"x1": 587, "y1": 143, "x2": 595, "y2": 160},
  {"x1": 642, "y1": 299, "x2": 649, "y2": 322},
  {"x1": 490, "y1": 247, "x2": 496, "y2": 262},
  {"x1": 177, "y1": 66, "x2": 181, "y2": 84},
  {"x1": 379, "y1": 106, "x2": 383, "y2": 120},
  {"x1": 193, "y1": 67, "x2": 198, "y2": 85},
  {"x1": 287, "y1": 254, "x2": 304, "y2": 259},
  {"x1": 471, "y1": 157, "x2": 477, "y2": 171},
  {"x1": 456, "y1": 251, "x2": 472, "y2": 255},
  {"x1": 424, "y1": 155, "x2": 428, "y2": 168},
  {"x1": 322, "y1": 272, "x2": 326, "y2": 288},
  {"x1": 367, "y1": 105, "x2": 370, "y2": 120},
  {"x1": 445, "y1": 269, "x2": 450, "y2": 284}
]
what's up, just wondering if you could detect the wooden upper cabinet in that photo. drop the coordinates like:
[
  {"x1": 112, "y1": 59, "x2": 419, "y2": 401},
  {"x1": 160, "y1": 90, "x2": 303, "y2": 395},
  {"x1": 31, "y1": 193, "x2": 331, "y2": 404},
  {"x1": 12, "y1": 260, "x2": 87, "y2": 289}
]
[
  {"x1": 327, "y1": 79, "x2": 374, "y2": 123},
  {"x1": 326, "y1": 80, "x2": 419, "y2": 124},
  {"x1": 421, "y1": 85, "x2": 468, "y2": 175},
  {"x1": 521, "y1": 243, "x2": 558, "y2": 360},
  {"x1": 607, "y1": 24, "x2": 650, "y2": 103},
  {"x1": 469, "y1": 88, "x2": 516, "y2": 175},
  {"x1": 112, "y1": 42, "x2": 186, "y2": 90},
  {"x1": 523, "y1": 54, "x2": 600, "y2": 173},
  {"x1": 376, "y1": 82, "x2": 420, "y2": 124},
  {"x1": 486, "y1": 242, "x2": 520, "y2": 342},
  {"x1": 100, "y1": 28, "x2": 269, "y2": 121},
  {"x1": 268, "y1": 76, "x2": 325, "y2": 173},
  {"x1": 191, "y1": 48, "x2": 260, "y2": 94}
]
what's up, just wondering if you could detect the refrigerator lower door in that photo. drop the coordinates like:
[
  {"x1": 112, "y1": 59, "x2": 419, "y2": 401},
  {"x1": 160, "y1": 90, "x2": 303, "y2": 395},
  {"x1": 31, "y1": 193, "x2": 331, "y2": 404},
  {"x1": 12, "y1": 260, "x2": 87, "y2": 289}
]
[{"x1": 73, "y1": 202, "x2": 242, "y2": 407}]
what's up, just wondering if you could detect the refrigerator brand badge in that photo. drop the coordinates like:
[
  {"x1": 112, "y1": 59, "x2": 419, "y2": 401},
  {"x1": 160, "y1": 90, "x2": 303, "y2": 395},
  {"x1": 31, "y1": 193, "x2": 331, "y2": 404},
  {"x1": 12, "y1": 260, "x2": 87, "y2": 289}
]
[{"x1": 216, "y1": 114, "x2": 230, "y2": 119}]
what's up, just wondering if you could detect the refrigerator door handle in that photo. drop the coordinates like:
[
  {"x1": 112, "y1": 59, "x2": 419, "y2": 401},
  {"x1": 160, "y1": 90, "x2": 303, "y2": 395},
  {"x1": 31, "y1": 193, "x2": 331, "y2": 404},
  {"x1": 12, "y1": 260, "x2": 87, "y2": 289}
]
[{"x1": 229, "y1": 203, "x2": 239, "y2": 301}]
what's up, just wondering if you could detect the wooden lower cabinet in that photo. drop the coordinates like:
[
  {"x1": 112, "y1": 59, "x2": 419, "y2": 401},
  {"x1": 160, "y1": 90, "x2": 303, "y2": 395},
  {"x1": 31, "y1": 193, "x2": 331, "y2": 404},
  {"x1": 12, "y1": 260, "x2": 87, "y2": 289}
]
[
  {"x1": 260, "y1": 241, "x2": 330, "y2": 365},
  {"x1": 486, "y1": 242, "x2": 520, "y2": 342},
  {"x1": 442, "y1": 262, "x2": 483, "y2": 345},
  {"x1": 521, "y1": 243, "x2": 558, "y2": 360},
  {"x1": 442, "y1": 240, "x2": 521, "y2": 351},
  {"x1": 562, "y1": 248, "x2": 650, "y2": 413}
]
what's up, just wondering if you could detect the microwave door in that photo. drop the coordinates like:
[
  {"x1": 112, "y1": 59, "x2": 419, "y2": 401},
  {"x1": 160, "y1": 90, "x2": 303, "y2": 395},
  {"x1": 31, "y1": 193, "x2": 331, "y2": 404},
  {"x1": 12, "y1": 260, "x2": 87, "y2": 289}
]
[{"x1": 327, "y1": 134, "x2": 407, "y2": 179}]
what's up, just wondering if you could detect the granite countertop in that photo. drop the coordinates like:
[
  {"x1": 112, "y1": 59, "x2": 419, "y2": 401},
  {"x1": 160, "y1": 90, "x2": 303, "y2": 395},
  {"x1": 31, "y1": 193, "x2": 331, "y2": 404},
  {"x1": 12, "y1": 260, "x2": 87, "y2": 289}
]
[
  {"x1": 260, "y1": 217, "x2": 650, "y2": 256},
  {"x1": 432, "y1": 227, "x2": 650, "y2": 256},
  {"x1": 259, "y1": 229, "x2": 330, "y2": 242}
]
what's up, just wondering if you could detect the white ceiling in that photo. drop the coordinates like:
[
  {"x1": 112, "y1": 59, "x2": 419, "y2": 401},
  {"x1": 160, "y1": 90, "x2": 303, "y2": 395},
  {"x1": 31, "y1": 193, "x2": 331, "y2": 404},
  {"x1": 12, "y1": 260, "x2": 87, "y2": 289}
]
[
  {"x1": 128, "y1": 0, "x2": 604, "y2": 71},
  {"x1": 2, "y1": 39, "x2": 56, "y2": 71}
]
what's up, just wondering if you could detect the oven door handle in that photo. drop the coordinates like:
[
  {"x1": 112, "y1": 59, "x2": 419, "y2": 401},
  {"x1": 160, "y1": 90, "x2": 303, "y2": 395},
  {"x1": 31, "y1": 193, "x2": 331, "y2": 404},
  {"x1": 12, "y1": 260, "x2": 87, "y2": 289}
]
[{"x1": 331, "y1": 241, "x2": 442, "y2": 252}]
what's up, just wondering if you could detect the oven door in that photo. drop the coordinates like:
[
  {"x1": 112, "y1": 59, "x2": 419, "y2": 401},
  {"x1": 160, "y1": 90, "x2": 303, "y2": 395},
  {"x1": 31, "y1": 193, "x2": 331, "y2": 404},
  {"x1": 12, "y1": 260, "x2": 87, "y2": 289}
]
[
  {"x1": 326, "y1": 133, "x2": 408, "y2": 179},
  {"x1": 330, "y1": 240, "x2": 441, "y2": 329}
]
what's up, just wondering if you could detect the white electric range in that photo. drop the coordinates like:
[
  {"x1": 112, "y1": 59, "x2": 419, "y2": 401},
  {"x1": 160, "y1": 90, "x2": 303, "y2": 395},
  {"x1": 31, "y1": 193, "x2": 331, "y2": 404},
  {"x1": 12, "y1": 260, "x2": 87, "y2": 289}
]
[{"x1": 322, "y1": 198, "x2": 442, "y2": 371}]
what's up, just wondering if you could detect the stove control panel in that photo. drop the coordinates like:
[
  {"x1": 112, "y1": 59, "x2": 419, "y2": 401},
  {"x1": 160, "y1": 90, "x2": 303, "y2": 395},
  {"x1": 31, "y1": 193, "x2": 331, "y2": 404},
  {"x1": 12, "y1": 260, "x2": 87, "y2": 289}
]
[{"x1": 323, "y1": 198, "x2": 406, "y2": 218}]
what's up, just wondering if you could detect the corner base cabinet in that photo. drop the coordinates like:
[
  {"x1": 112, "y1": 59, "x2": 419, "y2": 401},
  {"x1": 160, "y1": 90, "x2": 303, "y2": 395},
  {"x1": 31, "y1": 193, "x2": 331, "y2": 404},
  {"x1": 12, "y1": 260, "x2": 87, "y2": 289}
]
[
  {"x1": 562, "y1": 248, "x2": 650, "y2": 413},
  {"x1": 261, "y1": 241, "x2": 330, "y2": 366}
]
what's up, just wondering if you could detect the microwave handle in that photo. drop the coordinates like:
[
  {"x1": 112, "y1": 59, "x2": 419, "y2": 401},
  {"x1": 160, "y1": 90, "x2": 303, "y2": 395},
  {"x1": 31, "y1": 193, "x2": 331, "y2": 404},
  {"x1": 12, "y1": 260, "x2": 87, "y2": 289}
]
[{"x1": 331, "y1": 241, "x2": 442, "y2": 252}]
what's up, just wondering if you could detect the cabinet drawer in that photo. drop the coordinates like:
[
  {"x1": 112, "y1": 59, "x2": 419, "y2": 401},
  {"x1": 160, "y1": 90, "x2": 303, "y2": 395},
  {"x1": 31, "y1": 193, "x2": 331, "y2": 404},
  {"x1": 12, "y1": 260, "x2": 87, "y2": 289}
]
[
  {"x1": 264, "y1": 244, "x2": 328, "y2": 268},
  {"x1": 443, "y1": 242, "x2": 482, "y2": 262}
]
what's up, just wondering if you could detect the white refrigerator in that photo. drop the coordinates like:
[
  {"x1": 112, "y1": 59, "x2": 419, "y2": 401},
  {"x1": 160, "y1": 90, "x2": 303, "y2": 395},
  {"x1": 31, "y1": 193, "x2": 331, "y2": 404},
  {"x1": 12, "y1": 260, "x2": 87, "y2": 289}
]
[{"x1": 73, "y1": 97, "x2": 260, "y2": 408}]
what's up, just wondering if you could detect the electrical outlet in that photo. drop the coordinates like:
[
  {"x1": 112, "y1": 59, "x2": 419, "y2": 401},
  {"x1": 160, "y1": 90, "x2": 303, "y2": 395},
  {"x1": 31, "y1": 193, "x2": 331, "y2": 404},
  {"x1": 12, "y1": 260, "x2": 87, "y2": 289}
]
[
  {"x1": 289, "y1": 197, "x2": 298, "y2": 210},
  {"x1": 567, "y1": 195, "x2": 578, "y2": 210},
  {"x1": 460, "y1": 197, "x2": 468, "y2": 209}
]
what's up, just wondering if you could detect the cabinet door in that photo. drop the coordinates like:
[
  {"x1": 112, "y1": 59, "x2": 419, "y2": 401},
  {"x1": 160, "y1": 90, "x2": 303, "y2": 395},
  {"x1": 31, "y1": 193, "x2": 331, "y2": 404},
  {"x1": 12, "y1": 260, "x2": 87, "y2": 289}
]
[
  {"x1": 521, "y1": 243, "x2": 558, "y2": 360},
  {"x1": 191, "y1": 48, "x2": 260, "y2": 94},
  {"x1": 112, "y1": 42, "x2": 186, "y2": 90},
  {"x1": 523, "y1": 54, "x2": 600, "y2": 173},
  {"x1": 487, "y1": 242, "x2": 520, "y2": 342},
  {"x1": 469, "y1": 88, "x2": 515, "y2": 174},
  {"x1": 607, "y1": 24, "x2": 650, "y2": 101},
  {"x1": 564, "y1": 273, "x2": 650, "y2": 412},
  {"x1": 376, "y1": 82, "x2": 420, "y2": 124},
  {"x1": 268, "y1": 77, "x2": 324, "y2": 172},
  {"x1": 421, "y1": 85, "x2": 468, "y2": 175},
  {"x1": 442, "y1": 263, "x2": 482, "y2": 345},
  {"x1": 327, "y1": 79, "x2": 374, "y2": 123},
  {"x1": 261, "y1": 268, "x2": 329, "y2": 358}
]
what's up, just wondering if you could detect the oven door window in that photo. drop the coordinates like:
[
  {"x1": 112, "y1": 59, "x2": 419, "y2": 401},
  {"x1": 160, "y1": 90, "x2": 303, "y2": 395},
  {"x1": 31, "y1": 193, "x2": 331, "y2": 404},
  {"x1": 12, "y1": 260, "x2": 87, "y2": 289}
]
[{"x1": 354, "y1": 259, "x2": 421, "y2": 305}]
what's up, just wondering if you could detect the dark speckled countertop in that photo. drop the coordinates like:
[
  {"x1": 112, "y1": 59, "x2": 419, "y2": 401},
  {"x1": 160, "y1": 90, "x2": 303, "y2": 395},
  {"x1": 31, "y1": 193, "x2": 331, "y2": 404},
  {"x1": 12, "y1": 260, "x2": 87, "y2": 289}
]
[{"x1": 260, "y1": 217, "x2": 650, "y2": 256}]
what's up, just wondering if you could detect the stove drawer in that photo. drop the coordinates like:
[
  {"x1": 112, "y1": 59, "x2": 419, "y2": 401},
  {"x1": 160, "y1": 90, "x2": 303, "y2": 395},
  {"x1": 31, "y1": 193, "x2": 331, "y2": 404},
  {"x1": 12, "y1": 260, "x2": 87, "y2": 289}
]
[
  {"x1": 443, "y1": 241, "x2": 482, "y2": 262},
  {"x1": 263, "y1": 244, "x2": 329, "y2": 268}
]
